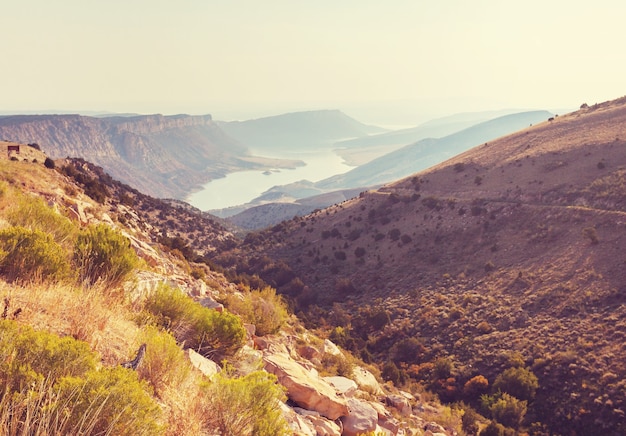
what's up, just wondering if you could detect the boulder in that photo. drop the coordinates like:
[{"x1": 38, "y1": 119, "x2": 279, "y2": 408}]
[
  {"x1": 306, "y1": 414, "x2": 342, "y2": 436},
  {"x1": 323, "y1": 339, "x2": 342, "y2": 356},
  {"x1": 185, "y1": 348, "x2": 220, "y2": 379},
  {"x1": 264, "y1": 353, "x2": 349, "y2": 420},
  {"x1": 386, "y1": 393, "x2": 412, "y2": 416},
  {"x1": 323, "y1": 376, "x2": 358, "y2": 397},
  {"x1": 352, "y1": 365, "x2": 383, "y2": 395},
  {"x1": 340, "y1": 398, "x2": 378, "y2": 436},
  {"x1": 280, "y1": 403, "x2": 316, "y2": 436}
]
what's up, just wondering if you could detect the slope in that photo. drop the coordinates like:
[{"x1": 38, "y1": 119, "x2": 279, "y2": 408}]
[
  {"x1": 317, "y1": 110, "x2": 553, "y2": 190},
  {"x1": 228, "y1": 97, "x2": 626, "y2": 434},
  {"x1": 0, "y1": 113, "x2": 300, "y2": 199}
]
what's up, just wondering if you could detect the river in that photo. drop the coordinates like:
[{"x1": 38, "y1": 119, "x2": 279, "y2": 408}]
[{"x1": 185, "y1": 148, "x2": 353, "y2": 210}]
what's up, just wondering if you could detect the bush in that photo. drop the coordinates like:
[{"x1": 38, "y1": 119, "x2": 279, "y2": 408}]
[
  {"x1": 481, "y1": 392, "x2": 527, "y2": 430},
  {"x1": 144, "y1": 283, "x2": 246, "y2": 360},
  {"x1": 44, "y1": 157, "x2": 56, "y2": 169},
  {"x1": 74, "y1": 223, "x2": 140, "y2": 286},
  {"x1": 0, "y1": 321, "x2": 161, "y2": 435},
  {"x1": 56, "y1": 367, "x2": 164, "y2": 435},
  {"x1": 224, "y1": 286, "x2": 289, "y2": 336},
  {"x1": 0, "y1": 226, "x2": 72, "y2": 283},
  {"x1": 7, "y1": 194, "x2": 76, "y2": 246},
  {"x1": 0, "y1": 320, "x2": 96, "y2": 392},
  {"x1": 464, "y1": 374, "x2": 489, "y2": 399},
  {"x1": 202, "y1": 370, "x2": 289, "y2": 436},
  {"x1": 136, "y1": 325, "x2": 191, "y2": 396},
  {"x1": 493, "y1": 366, "x2": 538, "y2": 401}
]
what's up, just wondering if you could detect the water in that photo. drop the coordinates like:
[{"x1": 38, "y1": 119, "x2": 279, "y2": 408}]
[{"x1": 185, "y1": 148, "x2": 353, "y2": 210}]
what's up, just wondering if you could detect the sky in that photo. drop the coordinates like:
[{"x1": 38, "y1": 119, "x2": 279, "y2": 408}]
[{"x1": 2, "y1": 1, "x2": 626, "y2": 126}]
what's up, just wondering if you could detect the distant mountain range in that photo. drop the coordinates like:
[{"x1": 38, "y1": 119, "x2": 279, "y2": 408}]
[
  {"x1": 0, "y1": 113, "x2": 300, "y2": 198},
  {"x1": 222, "y1": 110, "x2": 553, "y2": 229},
  {"x1": 217, "y1": 109, "x2": 387, "y2": 151}
]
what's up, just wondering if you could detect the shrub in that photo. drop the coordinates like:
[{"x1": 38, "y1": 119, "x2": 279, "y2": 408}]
[
  {"x1": 464, "y1": 374, "x2": 490, "y2": 398},
  {"x1": 582, "y1": 226, "x2": 599, "y2": 244},
  {"x1": 7, "y1": 194, "x2": 76, "y2": 246},
  {"x1": 390, "y1": 337, "x2": 425, "y2": 365},
  {"x1": 493, "y1": 366, "x2": 538, "y2": 401},
  {"x1": 486, "y1": 392, "x2": 527, "y2": 429},
  {"x1": 56, "y1": 367, "x2": 164, "y2": 435},
  {"x1": 74, "y1": 223, "x2": 140, "y2": 286},
  {"x1": 0, "y1": 320, "x2": 96, "y2": 392},
  {"x1": 202, "y1": 370, "x2": 289, "y2": 436},
  {"x1": 224, "y1": 286, "x2": 289, "y2": 336},
  {"x1": 0, "y1": 226, "x2": 72, "y2": 283},
  {"x1": 44, "y1": 157, "x2": 56, "y2": 169},
  {"x1": 144, "y1": 283, "x2": 246, "y2": 360},
  {"x1": 136, "y1": 325, "x2": 191, "y2": 396}
]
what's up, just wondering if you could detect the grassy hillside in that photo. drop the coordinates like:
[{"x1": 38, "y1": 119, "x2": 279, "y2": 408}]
[
  {"x1": 0, "y1": 151, "x2": 469, "y2": 435},
  {"x1": 222, "y1": 97, "x2": 626, "y2": 435}
]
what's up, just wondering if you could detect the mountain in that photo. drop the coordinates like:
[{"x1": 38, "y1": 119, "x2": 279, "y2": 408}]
[
  {"x1": 317, "y1": 110, "x2": 553, "y2": 191},
  {"x1": 220, "y1": 97, "x2": 626, "y2": 434},
  {"x1": 0, "y1": 113, "x2": 301, "y2": 198},
  {"x1": 334, "y1": 108, "x2": 530, "y2": 166},
  {"x1": 0, "y1": 144, "x2": 465, "y2": 435},
  {"x1": 217, "y1": 109, "x2": 387, "y2": 151}
]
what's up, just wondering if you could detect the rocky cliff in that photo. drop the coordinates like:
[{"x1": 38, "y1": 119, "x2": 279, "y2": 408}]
[{"x1": 0, "y1": 113, "x2": 277, "y2": 198}]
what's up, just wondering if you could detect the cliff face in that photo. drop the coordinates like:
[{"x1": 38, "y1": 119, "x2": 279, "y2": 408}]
[{"x1": 0, "y1": 114, "x2": 250, "y2": 198}]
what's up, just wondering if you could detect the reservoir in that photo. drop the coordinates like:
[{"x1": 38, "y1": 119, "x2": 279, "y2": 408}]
[{"x1": 185, "y1": 148, "x2": 352, "y2": 210}]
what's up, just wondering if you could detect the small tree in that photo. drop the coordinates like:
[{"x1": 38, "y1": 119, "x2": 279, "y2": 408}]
[{"x1": 493, "y1": 366, "x2": 538, "y2": 401}]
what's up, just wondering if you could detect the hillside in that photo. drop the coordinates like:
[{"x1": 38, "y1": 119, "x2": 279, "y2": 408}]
[
  {"x1": 217, "y1": 109, "x2": 387, "y2": 151},
  {"x1": 0, "y1": 147, "x2": 469, "y2": 435},
  {"x1": 0, "y1": 113, "x2": 301, "y2": 199},
  {"x1": 223, "y1": 97, "x2": 626, "y2": 434},
  {"x1": 334, "y1": 109, "x2": 531, "y2": 166},
  {"x1": 317, "y1": 110, "x2": 553, "y2": 191}
]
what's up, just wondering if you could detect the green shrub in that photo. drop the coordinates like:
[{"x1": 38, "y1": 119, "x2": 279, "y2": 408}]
[
  {"x1": 0, "y1": 226, "x2": 72, "y2": 283},
  {"x1": 493, "y1": 366, "x2": 538, "y2": 401},
  {"x1": 202, "y1": 370, "x2": 289, "y2": 436},
  {"x1": 0, "y1": 320, "x2": 96, "y2": 392},
  {"x1": 56, "y1": 367, "x2": 164, "y2": 435},
  {"x1": 74, "y1": 223, "x2": 139, "y2": 286},
  {"x1": 481, "y1": 392, "x2": 527, "y2": 430},
  {"x1": 224, "y1": 286, "x2": 289, "y2": 336},
  {"x1": 144, "y1": 283, "x2": 246, "y2": 360},
  {"x1": 136, "y1": 325, "x2": 191, "y2": 396},
  {"x1": 7, "y1": 194, "x2": 76, "y2": 247}
]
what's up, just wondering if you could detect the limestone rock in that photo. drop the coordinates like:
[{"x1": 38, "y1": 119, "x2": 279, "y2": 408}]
[
  {"x1": 323, "y1": 339, "x2": 342, "y2": 356},
  {"x1": 263, "y1": 353, "x2": 349, "y2": 420},
  {"x1": 352, "y1": 365, "x2": 383, "y2": 395},
  {"x1": 323, "y1": 375, "x2": 358, "y2": 397},
  {"x1": 340, "y1": 398, "x2": 378, "y2": 436},
  {"x1": 185, "y1": 348, "x2": 220, "y2": 379},
  {"x1": 386, "y1": 393, "x2": 412, "y2": 416}
]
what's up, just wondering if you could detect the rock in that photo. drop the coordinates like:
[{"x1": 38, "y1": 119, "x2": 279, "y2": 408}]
[
  {"x1": 323, "y1": 339, "x2": 342, "y2": 356},
  {"x1": 185, "y1": 349, "x2": 220, "y2": 379},
  {"x1": 352, "y1": 365, "x2": 383, "y2": 395},
  {"x1": 424, "y1": 422, "x2": 447, "y2": 435},
  {"x1": 306, "y1": 414, "x2": 342, "y2": 436},
  {"x1": 280, "y1": 403, "x2": 316, "y2": 436},
  {"x1": 198, "y1": 296, "x2": 224, "y2": 312},
  {"x1": 340, "y1": 398, "x2": 378, "y2": 436},
  {"x1": 386, "y1": 393, "x2": 412, "y2": 416},
  {"x1": 298, "y1": 344, "x2": 321, "y2": 360},
  {"x1": 263, "y1": 353, "x2": 349, "y2": 420},
  {"x1": 323, "y1": 376, "x2": 358, "y2": 397}
]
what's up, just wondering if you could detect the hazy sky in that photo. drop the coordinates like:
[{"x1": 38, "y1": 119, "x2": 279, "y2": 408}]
[{"x1": 3, "y1": 1, "x2": 625, "y2": 125}]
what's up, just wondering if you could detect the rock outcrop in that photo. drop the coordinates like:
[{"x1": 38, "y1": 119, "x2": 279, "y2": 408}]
[
  {"x1": 263, "y1": 353, "x2": 350, "y2": 420},
  {"x1": 0, "y1": 114, "x2": 283, "y2": 199}
]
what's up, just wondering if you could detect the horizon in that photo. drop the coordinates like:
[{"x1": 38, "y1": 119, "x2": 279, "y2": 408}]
[{"x1": 3, "y1": 1, "x2": 625, "y2": 126}]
